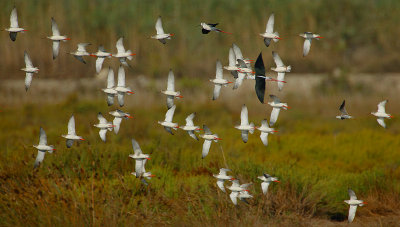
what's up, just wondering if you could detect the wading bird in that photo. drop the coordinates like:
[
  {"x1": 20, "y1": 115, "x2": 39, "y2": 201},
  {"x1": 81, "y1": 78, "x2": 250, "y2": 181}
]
[
  {"x1": 260, "y1": 13, "x2": 281, "y2": 47},
  {"x1": 299, "y1": 32, "x2": 323, "y2": 57},
  {"x1": 61, "y1": 115, "x2": 85, "y2": 148},
  {"x1": 5, "y1": 7, "x2": 27, "y2": 41},
  {"x1": 258, "y1": 173, "x2": 280, "y2": 195},
  {"x1": 234, "y1": 104, "x2": 255, "y2": 143},
  {"x1": 151, "y1": 16, "x2": 174, "y2": 44},
  {"x1": 199, "y1": 125, "x2": 221, "y2": 158},
  {"x1": 21, "y1": 51, "x2": 39, "y2": 91},
  {"x1": 33, "y1": 127, "x2": 55, "y2": 168},
  {"x1": 371, "y1": 100, "x2": 392, "y2": 128},
  {"x1": 47, "y1": 17, "x2": 70, "y2": 60},
  {"x1": 344, "y1": 189, "x2": 367, "y2": 223},
  {"x1": 161, "y1": 70, "x2": 183, "y2": 109}
]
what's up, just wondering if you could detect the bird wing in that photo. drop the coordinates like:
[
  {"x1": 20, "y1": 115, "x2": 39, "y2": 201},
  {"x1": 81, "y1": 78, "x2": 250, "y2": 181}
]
[
  {"x1": 237, "y1": 59, "x2": 247, "y2": 68},
  {"x1": 348, "y1": 189, "x2": 357, "y2": 200},
  {"x1": 230, "y1": 192, "x2": 238, "y2": 205},
  {"x1": 202, "y1": 139, "x2": 212, "y2": 158},
  {"x1": 77, "y1": 43, "x2": 90, "y2": 52},
  {"x1": 24, "y1": 51, "x2": 33, "y2": 68},
  {"x1": 264, "y1": 38, "x2": 272, "y2": 47},
  {"x1": 231, "y1": 70, "x2": 238, "y2": 79},
  {"x1": 377, "y1": 100, "x2": 387, "y2": 113},
  {"x1": 203, "y1": 125, "x2": 212, "y2": 135},
  {"x1": 261, "y1": 182, "x2": 270, "y2": 195},
  {"x1": 116, "y1": 37, "x2": 125, "y2": 53},
  {"x1": 241, "y1": 130, "x2": 249, "y2": 143},
  {"x1": 212, "y1": 84, "x2": 222, "y2": 100},
  {"x1": 269, "y1": 108, "x2": 280, "y2": 126},
  {"x1": 107, "y1": 68, "x2": 115, "y2": 88},
  {"x1": 98, "y1": 45, "x2": 105, "y2": 52},
  {"x1": 39, "y1": 127, "x2": 47, "y2": 145},
  {"x1": 240, "y1": 104, "x2": 249, "y2": 126},
  {"x1": 96, "y1": 57, "x2": 105, "y2": 73},
  {"x1": 266, "y1": 13, "x2": 275, "y2": 33},
  {"x1": 339, "y1": 100, "x2": 348, "y2": 115},
  {"x1": 131, "y1": 138, "x2": 143, "y2": 155},
  {"x1": 277, "y1": 72, "x2": 285, "y2": 91},
  {"x1": 233, "y1": 73, "x2": 245, "y2": 90},
  {"x1": 216, "y1": 60, "x2": 223, "y2": 79},
  {"x1": 107, "y1": 94, "x2": 114, "y2": 106},
  {"x1": 269, "y1": 94, "x2": 281, "y2": 104},
  {"x1": 113, "y1": 117, "x2": 123, "y2": 134},
  {"x1": 155, "y1": 16, "x2": 165, "y2": 35},
  {"x1": 219, "y1": 168, "x2": 231, "y2": 175},
  {"x1": 135, "y1": 160, "x2": 143, "y2": 178},
  {"x1": 377, "y1": 118, "x2": 386, "y2": 128},
  {"x1": 51, "y1": 17, "x2": 60, "y2": 36},
  {"x1": 10, "y1": 7, "x2": 18, "y2": 28},
  {"x1": 260, "y1": 132, "x2": 269, "y2": 146},
  {"x1": 202, "y1": 29, "x2": 211, "y2": 34},
  {"x1": 67, "y1": 115, "x2": 76, "y2": 135},
  {"x1": 232, "y1": 43, "x2": 244, "y2": 61},
  {"x1": 165, "y1": 105, "x2": 176, "y2": 122},
  {"x1": 117, "y1": 93, "x2": 125, "y2": 107},
  {"x1": 52, "y1": 41, "x2": 60, "y2": 60},
  {"x1": 34, "y1": 151, "x2": 45, "y2": 168},
  {"x1": 99, "y1": 129, "x2": 107, "y2": 142},
  {"x1": 228, "y1": 48, "x2": 236, "y2": 66},
  {"x1": 348, "y1": 205, "x2": 358, "y2": 223},
  {"x1": 158, "y1": 39, "x2": 167, "y2": 44},
  {"x1": 303, "y1": 39, "x2": 312, "y2": 57},
  {"x1": 187, "y1": 130, "x2": 198, "y2": 140},
  {"x1": 117, "y1": 65, "x2": 126, "y2": 87},
  {"x1": 9, "y1": 32, "x2": 17, "y2": 42},
  {"x1": 167, "y1": 70, "x2": 175, "y2": 91},
  {"x1": 217, "y1": 179, "x2": 226, "y2": 192},
  {"x1": 185, "y1": 113, "x2": 195, "y2": 126},
  {"x1": 164, "y1": 126, "x2": 174, "y2": 135},
  {"x1": 272, "y1": 51, "x2": 284, "y2": 67},
  {"x1": 73, "y1": 55, "x2": 86, "y2": 64},
  {"x1": 166, "y1": 95, "x2": 174, "y2": 109},
  {"x1": 25, "y1": 73, "x2": 33, "y2": 91},
  {"x1": 66, "y1": 139, "x2": 74, "y2": 148},
  {"x1": 261, "y1": 119, "x2": 269, "y2": 128},
  {"x1": 97, "y1": 112, "x2": 107, "y2": 124},
  {"x1": 254, "y1": 53, "x2": 266, "y2": 103}
]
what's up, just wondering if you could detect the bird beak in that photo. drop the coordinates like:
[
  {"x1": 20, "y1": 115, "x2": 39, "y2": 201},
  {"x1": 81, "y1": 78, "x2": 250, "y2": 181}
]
[
  {"x1": 80, "y1": 138, "x2": 85, "y2": 141},
  {"x1": 174, "y1": 126, "x2": 180, "y2": 129},
  {"x1": 111, "y1": 125, "x2": 116, "y2": 127},
  {"x1": 177, "y1": 95, "x2": 184, "y2": 98},
  {"x1": 227, "y1": 81, "x2": 233, "y2": 84},
  {"x1": 244, "y1": 190, "x2": 249, "y2": 192},
  {"x1": 146, "y1": 157, "x2": 151, "y2": 160},
  {"x1": 127, "y1": 91, "x2": 135, "y2": 94},
  {"x1": 89, "y1": 54, "x2": 97, "y2": 57},
  {"x1": 230, "y1": 178, "x2": 236, "y2": 180},
  {"x1": 284, "y1": 105, "x2": 291, "y2": 109},
  {"x1": 316, "y1": 36, "x2": 324, "y2": 39},
  {"x1": 389, "y1": 115, "x2": 394, "y2": 119},
  {"x1": 275, "y1": 37, "x2": 282, "y2": 39},
  {"x1": 170, "y1": 34, "x2": 174, "y2": 36},
  {"x1": 65, "y1": 38, "x2": 71, "y2": 40},
  {"x1": 23, "y1": 30, "x2": 28, "y2": 31},
  {"x1": 272, "y1": 130, "x2": 278, "y2": 133},
  {"x1": 362, "y1": 202, "x2": 367, "y2": 204},
  {"x1": 216, "y1": 138, "x2": 222, "y2": 140},
  {"x1": 52, "y1": 149, "x2": 56, "y2": 151},
  {"x1": 197, "y1": 128, "x2": 203, "y2": 131},
  {"x1": 274, "y1": 180, "x2": 280, "y2": 183},
  {"x1": 126, "y1": 115, "x2": 133, "y2": 119},
  {"x1": 150, "y1": 174, "x2": 156, "y2": 177},
  {"x1": 130, "y1": 53, "x2": 136, "y2": 56}
]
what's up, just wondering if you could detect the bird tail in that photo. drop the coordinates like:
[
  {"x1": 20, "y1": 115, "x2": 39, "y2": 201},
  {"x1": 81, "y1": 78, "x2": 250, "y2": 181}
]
[{"x1": 249, "y1": 122, "x2": 255, "y2": 134}]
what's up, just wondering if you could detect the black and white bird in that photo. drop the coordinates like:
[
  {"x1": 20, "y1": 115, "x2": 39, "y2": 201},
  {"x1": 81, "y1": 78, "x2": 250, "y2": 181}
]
[
  {"x1": 257, "y1": 173, "x2": 280, "y2": 195},
  {"x1": 344, "y1": 189, "x2": 367, "y2": 223},
  {"x1": 161, "y1": 70, "x2": 183, "y2": 109},
  {"x1": 271, "y1": 51, "x2": 291, "y2": 91},
  {"x1": 93, "y1": 112, "x2": 115, "y2": 142},
  {"x1": 69, "y1": 43, "x2": 91, "y2": 64},
  {"x1": 210, "y1": 60, "x2": 233, "y2": 100},
  {"x1": 260, "y1": 13, "x2": 281, "y2": 47},
  {"x1": 151, "y1": 16, "x2": 174, "y2": 44},
  {"x1": 200, "y1": 23, "x2": 231, "y2": 34},
  {"x1": 129, "y1": 139, "x2": 151, "y2": 178},
  {"x1": 299, "y1": 32, "x2": 323, "y2": 57},
  {"x1": 336, "y1": 100, "x2": 353, "y2": 120},
  {"x1": 268, "y1": 95, "x2": 290, "y2": 127},
  {"x1": 256, "y1": 119, "x2": 277, "y2": 147},
  {"x1": 371, "y1": 100, "x2": 392, "y2": 128},
  {"x1": 33, "y1": 127, "x2": 55, "y2": 168},
  {"x1": 90, "y1": 46, "x2": 112, "y2": 73},
  {"x1": 180, "y1": 113, "x2": 202, "y2": 140},
  {"x1": 199, "y1": 125, "x2": 221, "y2": 159},
  {"x1": 113, "y1": 37, "x2": 135, "y2": 67},
  {"x1": 158, "y1": 105, "x2": 179, "y2": 135},
  {"x1": 213, "y1": 168, "x2": 235, "y2": 192},
  {"x1": 61, "y1": 115, "x2": 85, "y2": 148},
  {"x1": 234, "y1": 104, "x2": 255, "y2": 143},
  {"x1": 109, "y1": 109, "x2": 133, "y2": 134},
  {"x1": 47, "y1": 17, "x2": 70, "y2": 60},
  {"x1": 5, "y1": 7, "x2": 27, "y2": 41},
  {"x1": 21, "y1": 51, "x2": 39, "y2": 91}
]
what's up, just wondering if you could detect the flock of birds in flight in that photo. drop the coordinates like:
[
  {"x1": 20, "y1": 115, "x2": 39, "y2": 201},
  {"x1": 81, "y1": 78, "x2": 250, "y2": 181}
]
[{"x1": 6, "y1": 6, "x2": 394, "y2": 223}]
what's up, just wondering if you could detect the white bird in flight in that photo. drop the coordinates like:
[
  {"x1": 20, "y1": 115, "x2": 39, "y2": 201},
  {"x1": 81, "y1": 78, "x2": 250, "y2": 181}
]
[
  {"x1": 158, "y1": 105, "x2": 179, "y2": 135},
  {"x1": 199, "y1": 125, "x2": 221, "y2": 158},
  {"x1": 33, "y1": 127, "x2": 55, "y2": 168},
  {"x1": 299, "y1": 32, "x2": 323, "y2": 57},
  {"x1": 200, "y1": 23, "x2": 231, "y2": 34},
  {"x1": 114, "y1": 37, "x2": 135, "y2": 68},
  {"x1": 234, "y1": 104, "x2": 255, "y2": 143},
  {"x1": 151, "y1": 16, "x2": 174, "y2": 44},
  {"x1": 258, "y1": 173, "x2": 280, "y2": 195},
  {"x1": 336, "y1": 100, "x2": 353, "y2": 120},
  {"x1": 344, "y1": 189, "x2": 367, "y2": 223},
  {"x1": 61, "y1": 115, "x2": 85, "y2": 148},
  {"x1": 70, "y1": 43, "x2": 91, "y2": 64},
  {"x1": 260, "y1": 13, "x2": 281, "y2": 47},
  {"x1": 268, "y1": 95, "x2": 290, "y2": 127},
  {"x1": 102, "y1": 67, "x2": 117, "y2": 106},
  {"x1": 47, "y1": 17, "x2": 70, "y2": 60},
  {"x1": 161, "y1": 70, "x2": 183, "y2": 109},
  {"x1": 5, "y1": 7, "x2": 27, "y2": 42},
  {"x1": 21, "y1": 51, "x2": 39, "y2": 91},
  {"x1": 93, "y1": 112, "x2": 115, "y2": 142},
  {"x1": 232, "y1": 43, "x2": 253, "y2": 67},
  {"x1": 114, "y1": 65, "x2": 134, "y2": 107},
  {"x1": 90, "y1": 46, "x2": 112, "y2": 73},
  {"x1": 213, "y1": 168, "x2": 235, "y2": 192},
  {"x1": 256, "y1": 119, "x2": 277, "y2": 146},
  {"x1": 129, "y1": 139, "x2": 151, "y2": 178},
  {"x1": 210, "y1": 60, "x2": 233, "y2": 100},
  {"x1": 131, "y1": 159, "x2": 155, "y2": 185},
  {"x1": 233, "y1": 59, "x2": 254, "y2": 90},
  {"x1": 271, "y1": 51, "x2": 291, "y2": 91},
  {"x1": 109, "y1": 109, "x2": 133, "y2": 134},
  {"x1": 228, "y1": 179, "x2": 252, "y2": 205},
  {"x1": 371, "y1": 100, "x2": 392, "y2": 128},
  {"x1": 223, "y1": 47, "x2": 239, "y2": 79},
  {"x1": 180, "y1": 112, "x2": 202, "y2": 140}
]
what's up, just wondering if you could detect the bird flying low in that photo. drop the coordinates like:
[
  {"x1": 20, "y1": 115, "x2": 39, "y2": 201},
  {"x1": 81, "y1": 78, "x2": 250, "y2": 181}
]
[
  {"x1": 260, "y1": 13, "x2": 281, "y2": 47},
  {"x1": 109, "y1": 109, "x2": 133, "y2": 134},
  {"x1": 61, "y1": 115, "x2": 85, "y2": 148},
  {"x1": 200, "y1": 22, "x2": 231, "y2": 34},
  {"x1": 33, "y1": 127, "x2": 55, "y2": 168},
  {"x1": 336, "y1": 100, "x2": 353, "y2": 120},
  {"x1": 114, "y1": 65, "x2": 134, "y2": 107},
  {"x1": 210, "y1": 60, "x2": 233, "y2": 100},
  {"x1": 129, "y1": 139, "x2": 151, "y2": 178},
  {"x1": 257, "y1": 173, "x2": 280, "y2": 195},
  {"x1": 21, "y1": 51, "x2": 39, "y2": 91},
  {"x1": 344, "y1": 189, "x2": 366, "y2": 223},
  {"x1": 213, "y1": 168, "x2": 235, "y2": 192},
  {"x1": 268, "y1": 95, "x2": 290, "y2": 127},
  {"x1": 5, "y1": 7, "x2": 27, "y2": 41},
  {"x1": 179, "y1": 112, "x2": 202, "y2": 140},
  {"x1": 113, "y1": 37, "x2": 136, "y2": 68},
  {"x1": 299, "y1": 32, "x2": 323, "y2": 57},
  {"x1": 371, "y1": 100, "x2": 392, "y2": 128},
  {"x1": 161, "y1": 70, "x2": 183, "y2": 109},
  {"x1": 199, "y1": 125, "x2": 221, "y2": 158},
  {"x1": 271, "y1": 51, "x2": 291, "y2": 91},
  {"x1": 234, "y1": 104, "x2": 255, "y2": 143},
  {"x1": 256, "y1": 119, "x2": 277, "y2": 147},
  {"x1": 151, "y1": 16, "x2": 174, "y2": 44},
  {"x1": 90, "y1": 45, "x2": 112, "y2": 73},
  {"x1": 93, "y1": 112, "x2": 115, "y2": 142},
  {"x1": 69, "y1": 43, "x2": 91, "y2": 64},
  {"x1": 158, "y1": 105, "x2": 179, "y2": 135},
  {"x1": 47, "y1": 17, "x2": 71, "y2": 60}
]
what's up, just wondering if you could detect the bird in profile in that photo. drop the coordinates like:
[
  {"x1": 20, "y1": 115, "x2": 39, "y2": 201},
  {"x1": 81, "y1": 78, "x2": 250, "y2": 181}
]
[
  {"x1": 161, "y1": 70, "x2": 183, "y2": 109},
  {"x1": 90, "y1": 46, "x2": 112, "y2": 73},
  {"x1": 5, "y1": 7, "x2": 27, "y2": 41},
  {"x1": 268, "y1": 95, "x2": 290, "y2": 126},
  {"x1": 114, "y1": 37, "x2": 135, "y2": 68},
  {"x1": 210, "y1": 60, "x2": 233, "y2": 100},
  {"x1": 260, "y1": 13, "x2": 281, "y2": 47},
  {"x1": 299, "y1": 32, "x2": 323, "y2": 57},
  {"x1": 131, "y1": 159, "x2": 155, "y2": 185},
  {"x1": 199, "y1": 125, "x2": 221, "y2": 158},
  {"x1": 256, "y1": 119, "x2": 277, "y2": 146},
  {"x1": 336, "y1": 100, "x2": 353, "y2": 120},
  {"x1": 151, "y1": 16, "x2": 174, "y2": 44},
  {"x1": 61, "y1": 115, "x2": 85, "y2": 148},
  {"x1": 371, "y1": 100, "x2": 392, "y2": 128},
  {"x1": 21, "y1": 51, "x2": 39, "y2": 91},
  {"x1": 232, "y1": 43, "x2": 253, "y2": 66},
  {"x1": 223, "y1": 47, "x2": 239, "y2": 79},
  {"x1": 158, "y1": 105, "x2": 179, "y2": 135},
  {"x1": 234, "y1": 104, "x2": 255, "y2": 143},
  {"x1": 271, "y1": 51, "x2": 291, "y2": 91},
  {"x1": 129, "y1": 139, "x2": 151, "y2": 178},
  {"x1": 33, "y1": 127, "x2": 55, "y2": 168},
  {"x1": 180, "y1": 113, "x2": 202, "y2": 140},
  {"x1": 213, "y1": 168, "x2": 235, "y2": 192},
  {"x1": 102, "y1": 67, "x2": 117, "y2": 106},
  {"x1": 200, "y1": 23, "x2": 231, "y2": 34},
  {"x1": 257, "y1": 173, "x2": 280, "y2": 195},
  {"x1": 344, "y1": 189, "x2": 367, "y2": 223},
  {"x1": 109, "y1": 109, "x2": 133, "y2": 134},
  {"x1": 227, "y1": 179, "x2": 252, "y2": 205},
  {"x1": 233, "y1": 59, "x2": 254, "y2": 90},
  {"x1": 47, "y1": 17, "x2": 70, "y2": 60},
  {"x1": 114, "y1": 65, "x2": 134, "y2": 107},
  {"x1": 69, "y1": 43, "x2": 91, "y2": 64},
  {"x1": 93, "y1": 112, "x2": 115, "y2": 142}
]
